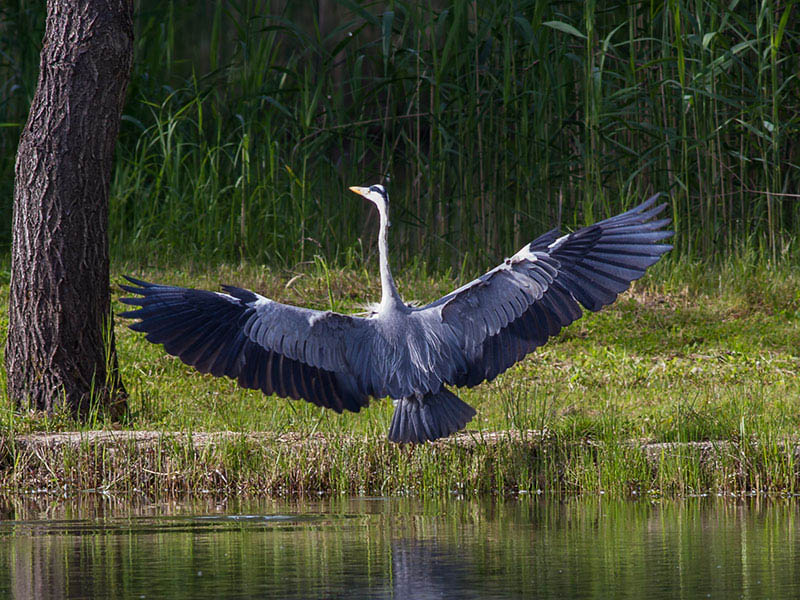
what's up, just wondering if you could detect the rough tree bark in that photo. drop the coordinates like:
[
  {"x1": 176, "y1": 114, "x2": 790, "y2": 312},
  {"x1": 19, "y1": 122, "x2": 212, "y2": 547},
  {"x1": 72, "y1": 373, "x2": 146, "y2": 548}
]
[{"x1": 5, "y1": 0, "x2": 133, "y2": 417}]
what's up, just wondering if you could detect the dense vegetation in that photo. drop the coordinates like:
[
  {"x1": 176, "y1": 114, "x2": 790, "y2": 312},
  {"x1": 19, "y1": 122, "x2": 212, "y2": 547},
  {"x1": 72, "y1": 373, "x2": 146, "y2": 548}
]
[
  {"x1": 1, "y1": 2, "x2": 799, "y2": 496},
  {"x1": 1, "y1": 1, "x2": 798, "y2": 270}
]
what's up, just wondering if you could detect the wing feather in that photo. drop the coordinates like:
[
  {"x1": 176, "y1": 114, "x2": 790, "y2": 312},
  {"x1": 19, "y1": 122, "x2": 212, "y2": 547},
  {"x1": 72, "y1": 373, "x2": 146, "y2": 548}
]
[
  {"x1": 120, "y1": 278, "x2": 371, "y2": 413},
  {"x1": 271, "y1": 353, "x2": 288, "y2": 398},
  {"x1": 419, "y1": 194, "x2": 672, "y2": 387}
]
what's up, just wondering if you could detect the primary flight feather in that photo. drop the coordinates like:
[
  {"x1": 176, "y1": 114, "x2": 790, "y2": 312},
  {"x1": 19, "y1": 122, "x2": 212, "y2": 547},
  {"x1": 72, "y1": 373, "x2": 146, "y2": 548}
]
[{"x1": 120, "y1": 186, "x2": 672, "y2": 443}]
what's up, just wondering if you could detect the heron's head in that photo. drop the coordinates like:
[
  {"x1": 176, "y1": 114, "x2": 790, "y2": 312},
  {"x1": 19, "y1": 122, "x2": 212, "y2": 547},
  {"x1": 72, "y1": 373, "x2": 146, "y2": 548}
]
[{"x1": 349, "y1": 184, "x2": 389, "y2": 213}]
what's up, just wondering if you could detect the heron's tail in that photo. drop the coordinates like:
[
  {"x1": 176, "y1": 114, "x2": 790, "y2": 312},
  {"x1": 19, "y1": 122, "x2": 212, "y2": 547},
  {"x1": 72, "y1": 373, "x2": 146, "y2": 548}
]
[{"x1": 388, "y1": 389, "x2": 476, "y2": 444}]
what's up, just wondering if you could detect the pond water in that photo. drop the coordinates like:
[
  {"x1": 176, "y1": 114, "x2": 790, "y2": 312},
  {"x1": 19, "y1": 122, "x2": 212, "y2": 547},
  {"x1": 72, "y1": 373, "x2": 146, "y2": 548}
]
[{"x1": 0, "y1": 495, "x2": 797, "y2": 599}]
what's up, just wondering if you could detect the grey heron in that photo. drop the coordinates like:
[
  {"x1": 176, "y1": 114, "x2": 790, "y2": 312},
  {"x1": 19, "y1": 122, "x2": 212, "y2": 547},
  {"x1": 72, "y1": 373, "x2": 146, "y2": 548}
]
[{"x1": 120, "y1": 185, "x2": 672, "y2": 443}]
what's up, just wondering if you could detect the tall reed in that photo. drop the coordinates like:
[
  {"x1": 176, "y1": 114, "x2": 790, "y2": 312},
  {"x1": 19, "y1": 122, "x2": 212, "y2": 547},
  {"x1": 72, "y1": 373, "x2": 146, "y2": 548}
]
[{"x1": 0, "y1": 1, "x2": 797, "y2": 270}]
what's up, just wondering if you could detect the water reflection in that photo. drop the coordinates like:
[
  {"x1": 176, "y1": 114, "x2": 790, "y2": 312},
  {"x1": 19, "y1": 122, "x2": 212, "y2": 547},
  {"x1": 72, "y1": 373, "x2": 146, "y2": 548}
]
[
  {"x1": 390, "y1": 539, "x2": 486, "y2": 600},
  {"x1": 0, "y1": 495, "x2": 797, "y2": 599}
]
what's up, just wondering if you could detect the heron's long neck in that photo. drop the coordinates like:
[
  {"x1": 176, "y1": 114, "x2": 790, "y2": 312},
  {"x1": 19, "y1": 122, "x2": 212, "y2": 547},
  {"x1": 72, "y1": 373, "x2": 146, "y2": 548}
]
[{"x1": 377, "y1": 204, "x2": 403, "y2": 311}]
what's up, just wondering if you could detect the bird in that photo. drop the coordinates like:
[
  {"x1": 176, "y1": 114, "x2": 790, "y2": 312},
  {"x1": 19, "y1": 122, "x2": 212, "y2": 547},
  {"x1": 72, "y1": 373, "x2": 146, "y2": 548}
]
[{"x1": 120, "y1": 185, "x2": 672, "y2": 443}]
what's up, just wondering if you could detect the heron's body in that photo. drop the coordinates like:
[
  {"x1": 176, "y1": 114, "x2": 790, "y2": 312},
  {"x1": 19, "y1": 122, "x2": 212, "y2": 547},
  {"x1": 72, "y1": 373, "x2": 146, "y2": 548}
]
[{"x1": 121, "y1": 186, "x2": 672, "y2": 443}]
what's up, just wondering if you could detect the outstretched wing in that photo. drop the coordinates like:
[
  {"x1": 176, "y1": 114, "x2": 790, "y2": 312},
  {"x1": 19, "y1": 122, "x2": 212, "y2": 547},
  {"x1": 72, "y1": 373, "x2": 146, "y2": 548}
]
[
  {"x1": 119, "y1": 278, "x2": 371, "y2": 413},
  {"x1": 422, "y1": 194, "x2": 673, "y2": 387}
]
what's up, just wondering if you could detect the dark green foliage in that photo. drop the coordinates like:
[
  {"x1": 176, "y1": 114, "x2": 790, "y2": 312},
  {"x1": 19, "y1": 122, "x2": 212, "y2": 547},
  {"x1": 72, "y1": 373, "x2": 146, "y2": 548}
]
[{"x1": 1, "y1": 1, "x2": 798, "y2": 268}]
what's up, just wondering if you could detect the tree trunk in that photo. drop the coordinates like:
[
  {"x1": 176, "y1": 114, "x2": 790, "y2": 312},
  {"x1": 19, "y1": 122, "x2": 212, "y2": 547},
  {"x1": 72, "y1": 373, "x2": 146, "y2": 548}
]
[{"x1": 5, "y1": 0, "x2": 132, "y2": 417}]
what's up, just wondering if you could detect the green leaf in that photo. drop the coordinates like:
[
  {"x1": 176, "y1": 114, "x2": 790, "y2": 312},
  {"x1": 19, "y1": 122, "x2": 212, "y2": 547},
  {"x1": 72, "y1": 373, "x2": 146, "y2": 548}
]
[
  {"x1": 773, "y1": 1, "x2": 795, "y2": 56},
  {"x1": 381, "y1": 11, "x2": 395, "y2": 64},
  {"x1": 543, "y1": 20, "x2": 586, "y2": 40},
  {"x1": 333, "y1": 0, "x2": 379, "y2": 25}
]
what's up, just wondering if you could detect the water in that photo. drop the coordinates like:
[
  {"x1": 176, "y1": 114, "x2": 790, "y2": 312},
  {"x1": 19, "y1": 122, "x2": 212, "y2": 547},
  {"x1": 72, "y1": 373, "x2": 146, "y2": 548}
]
[{"x1": 0, "y1": 495, "x2": 797, "y2": 599}]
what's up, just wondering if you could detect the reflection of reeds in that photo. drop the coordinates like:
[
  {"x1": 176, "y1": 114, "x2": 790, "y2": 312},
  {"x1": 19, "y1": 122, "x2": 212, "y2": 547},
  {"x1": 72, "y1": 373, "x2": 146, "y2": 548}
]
[
  {"x1": 0, "y1": 1, "x2": 797, "y2": 267},
  {"x1": 1, "y1": 495, "x2": 797, "y2": 599}
]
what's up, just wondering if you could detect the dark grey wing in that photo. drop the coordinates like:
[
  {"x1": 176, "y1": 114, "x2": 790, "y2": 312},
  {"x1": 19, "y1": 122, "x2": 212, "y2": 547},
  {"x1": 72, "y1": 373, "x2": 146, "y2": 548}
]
[
  {"x1": 119, "y1": 278, "x2": 370, "y2": 413},
  {"x1": 423, "y1": 194, "x2": 673, "y2": 387}
]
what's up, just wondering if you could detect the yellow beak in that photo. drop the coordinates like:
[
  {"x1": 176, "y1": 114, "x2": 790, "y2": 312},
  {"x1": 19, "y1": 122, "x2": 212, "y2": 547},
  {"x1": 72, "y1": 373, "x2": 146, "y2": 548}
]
[{"x1": 349, "y1": 186, "x2": 369, "y2": 197}]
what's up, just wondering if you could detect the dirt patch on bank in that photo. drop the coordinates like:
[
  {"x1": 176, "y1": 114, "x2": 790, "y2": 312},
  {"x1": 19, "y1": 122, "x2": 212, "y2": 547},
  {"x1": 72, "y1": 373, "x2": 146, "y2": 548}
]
[{"x1": 11, "y1": 430, "x2": 787, "y2": 453}]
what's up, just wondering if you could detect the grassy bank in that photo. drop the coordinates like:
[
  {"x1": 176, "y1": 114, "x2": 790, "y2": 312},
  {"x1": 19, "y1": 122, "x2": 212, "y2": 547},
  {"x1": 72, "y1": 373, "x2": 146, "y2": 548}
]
[
  {"x1": 1, "y1": 255, "x2": 799, "y2": 497},
  {"x1": 4, "y1": 431, "x2": 799, "y2": 498}
]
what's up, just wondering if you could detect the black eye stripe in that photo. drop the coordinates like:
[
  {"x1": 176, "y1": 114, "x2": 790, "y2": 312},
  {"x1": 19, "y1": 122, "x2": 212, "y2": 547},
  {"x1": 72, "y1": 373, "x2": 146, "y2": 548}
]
[{"x1": 369, "y1": 185, "x2": 387, "y2": 199}]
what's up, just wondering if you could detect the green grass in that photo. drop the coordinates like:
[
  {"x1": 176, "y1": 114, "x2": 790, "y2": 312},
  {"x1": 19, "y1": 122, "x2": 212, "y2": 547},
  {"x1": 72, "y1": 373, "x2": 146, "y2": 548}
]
[
  {"x1": 1, "y1": 255, "x2": 799, "y2": 497},
  {"x1": 112, "y1": 256, "x2": 800, "y2": 442}
]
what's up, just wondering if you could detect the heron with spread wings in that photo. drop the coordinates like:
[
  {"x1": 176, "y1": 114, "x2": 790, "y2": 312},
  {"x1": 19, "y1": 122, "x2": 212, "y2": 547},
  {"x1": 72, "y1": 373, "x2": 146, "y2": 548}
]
[{"x1": 121, "y1": 185, "x2": 672, "y2": 443}]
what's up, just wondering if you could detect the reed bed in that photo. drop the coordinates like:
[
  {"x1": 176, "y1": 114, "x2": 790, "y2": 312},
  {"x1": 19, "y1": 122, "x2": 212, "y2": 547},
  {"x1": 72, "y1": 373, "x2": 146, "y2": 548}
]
[
  {"x1": 2, "y1": 430, "x2": 799, "y2": 498},
  {"x1": 1, "y1": 1, "x2": 798, "y2": 269}
]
